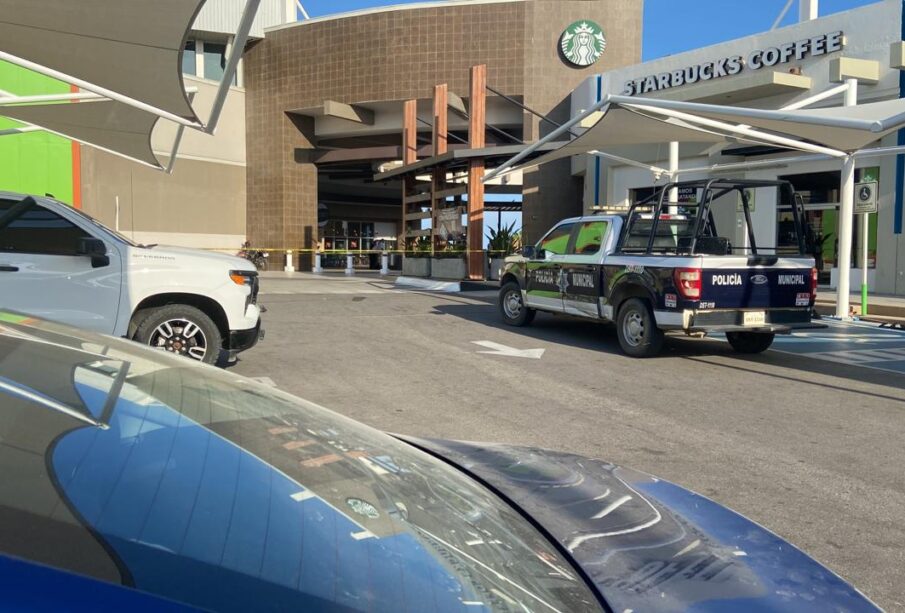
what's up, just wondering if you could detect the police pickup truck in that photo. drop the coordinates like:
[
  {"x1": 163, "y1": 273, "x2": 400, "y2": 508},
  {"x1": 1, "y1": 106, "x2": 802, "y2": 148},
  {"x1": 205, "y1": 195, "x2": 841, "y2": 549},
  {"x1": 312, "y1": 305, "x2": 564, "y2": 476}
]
[{"x1": 498, "y1": 179, "x2": 819, "y2": 357}]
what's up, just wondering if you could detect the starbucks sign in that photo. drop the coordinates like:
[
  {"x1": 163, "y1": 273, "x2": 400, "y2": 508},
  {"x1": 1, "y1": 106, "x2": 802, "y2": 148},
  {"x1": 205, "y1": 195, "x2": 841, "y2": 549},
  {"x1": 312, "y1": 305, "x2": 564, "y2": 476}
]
[{"x1": 560, "y1": 21, "x2": 606, "y2": 67}]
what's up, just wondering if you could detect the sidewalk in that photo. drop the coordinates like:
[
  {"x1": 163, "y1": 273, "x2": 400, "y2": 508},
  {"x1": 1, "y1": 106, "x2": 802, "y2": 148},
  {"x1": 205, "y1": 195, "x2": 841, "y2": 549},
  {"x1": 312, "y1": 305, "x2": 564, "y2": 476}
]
[{"x1": 815, "y1": 289, "x2": 905, "y2": 319}]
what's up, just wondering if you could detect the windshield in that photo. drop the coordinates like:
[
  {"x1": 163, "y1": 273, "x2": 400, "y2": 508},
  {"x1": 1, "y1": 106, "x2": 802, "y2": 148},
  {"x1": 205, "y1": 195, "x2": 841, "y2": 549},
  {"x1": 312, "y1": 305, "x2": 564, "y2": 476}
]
[
  {"x1": 64, "y1": 202, "x2": 141, "y2": 247},
  {"x1": 0, "y1": 313, "x2": 601, "y2": 613}
]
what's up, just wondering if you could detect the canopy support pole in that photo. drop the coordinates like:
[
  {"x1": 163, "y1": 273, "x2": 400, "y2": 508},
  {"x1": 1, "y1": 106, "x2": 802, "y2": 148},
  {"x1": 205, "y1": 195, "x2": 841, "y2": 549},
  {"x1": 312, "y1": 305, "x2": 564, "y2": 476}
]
[
  {"x1": 165, "y1": 92, "x2": 196, "y2": 175},
  {"x1": 482, "y1": 97, "x2": 609, "y2": 182},
  {"x1": 205, "y1": 0, "x2": 261, "y2": 134},
  {"x1": 703, "y1": 83, "x2": 850, "y2": 157},
  {"x1": 836, "y1": 79, "x2": 858, "y2": 319},
  {"x1": 590, "y1": 150, "x2": 669, "y2": 176},
  {"x1": 668, "y1": 141, "x2": 679, "y2": 213}
]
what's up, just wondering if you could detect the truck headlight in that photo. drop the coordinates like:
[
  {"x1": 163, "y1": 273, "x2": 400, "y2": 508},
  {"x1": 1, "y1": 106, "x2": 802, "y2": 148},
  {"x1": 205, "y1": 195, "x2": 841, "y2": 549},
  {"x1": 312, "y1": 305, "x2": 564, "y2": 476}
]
[{"x1": 229, "y1": 270, "x2": 255, "y2": 286}]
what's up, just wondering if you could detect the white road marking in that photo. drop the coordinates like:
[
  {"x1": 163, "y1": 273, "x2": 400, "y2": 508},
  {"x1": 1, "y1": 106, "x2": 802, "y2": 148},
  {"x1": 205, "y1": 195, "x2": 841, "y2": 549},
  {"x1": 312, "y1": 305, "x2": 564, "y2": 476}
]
[
  {"x1": 472, "y1": 340, "x2": 545, "y2": 359},
  {"x1": 804, "y1": 347, "x2": 905, "y2": 365},
  {"x1": 250, "y1": 376, "x2": 278, "y2": 387}
]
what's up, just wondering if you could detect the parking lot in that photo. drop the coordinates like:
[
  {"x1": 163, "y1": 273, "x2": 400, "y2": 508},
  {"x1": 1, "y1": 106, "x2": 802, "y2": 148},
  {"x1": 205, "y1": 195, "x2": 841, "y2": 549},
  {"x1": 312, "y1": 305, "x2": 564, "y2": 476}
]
[{"x1": 234, "y1": 272, "x2": 905, "y2": 611}]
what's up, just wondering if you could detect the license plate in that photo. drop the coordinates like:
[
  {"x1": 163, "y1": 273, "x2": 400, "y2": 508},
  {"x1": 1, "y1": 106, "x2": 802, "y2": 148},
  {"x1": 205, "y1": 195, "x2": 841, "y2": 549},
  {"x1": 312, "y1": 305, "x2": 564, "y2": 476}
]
[{"x1": 743, "y1": 311, "x2": 766, "y2": 326}]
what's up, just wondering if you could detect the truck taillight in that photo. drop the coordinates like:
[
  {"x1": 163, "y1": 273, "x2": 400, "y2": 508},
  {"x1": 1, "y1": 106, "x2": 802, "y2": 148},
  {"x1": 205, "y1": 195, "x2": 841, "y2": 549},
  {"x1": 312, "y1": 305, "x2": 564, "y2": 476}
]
[
  {"x1": 810, "y1": 267, "x2": 818, "y2": 301},
  {"x1": 674, "y1": 268, "x2": 702, "y2": 300}
]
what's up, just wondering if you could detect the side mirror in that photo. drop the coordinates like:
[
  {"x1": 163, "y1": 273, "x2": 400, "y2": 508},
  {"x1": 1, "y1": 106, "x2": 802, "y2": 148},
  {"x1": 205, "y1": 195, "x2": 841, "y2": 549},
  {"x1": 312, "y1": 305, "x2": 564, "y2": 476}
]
[
  {"x1": 522, "y1": 245, "x2": 544, "y2": 260},
  {"x1": 78, "y1": 237, "x2": 109, "y2": 268}
]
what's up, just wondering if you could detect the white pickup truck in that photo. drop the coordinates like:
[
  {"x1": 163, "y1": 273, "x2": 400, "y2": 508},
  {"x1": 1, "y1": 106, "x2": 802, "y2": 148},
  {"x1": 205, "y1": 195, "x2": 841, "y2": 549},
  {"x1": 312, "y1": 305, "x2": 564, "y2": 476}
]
[{"x1": 0, "y1": 192, "x2": 262, "y2": 364}]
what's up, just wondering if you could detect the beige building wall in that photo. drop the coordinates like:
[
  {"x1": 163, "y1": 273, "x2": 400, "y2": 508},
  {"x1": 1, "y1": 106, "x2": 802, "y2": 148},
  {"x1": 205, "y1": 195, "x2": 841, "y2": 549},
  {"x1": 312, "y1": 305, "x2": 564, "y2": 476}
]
[{"x1": 80, "y1": 75, "x2": 247, "y2": 250}]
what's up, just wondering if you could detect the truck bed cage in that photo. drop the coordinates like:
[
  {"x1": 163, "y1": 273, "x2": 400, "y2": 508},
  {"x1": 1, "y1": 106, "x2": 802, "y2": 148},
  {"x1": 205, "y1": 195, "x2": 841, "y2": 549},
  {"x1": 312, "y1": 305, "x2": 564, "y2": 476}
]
[{"x1": 617, "y1": 178, "x2": 807, "y2": 257}]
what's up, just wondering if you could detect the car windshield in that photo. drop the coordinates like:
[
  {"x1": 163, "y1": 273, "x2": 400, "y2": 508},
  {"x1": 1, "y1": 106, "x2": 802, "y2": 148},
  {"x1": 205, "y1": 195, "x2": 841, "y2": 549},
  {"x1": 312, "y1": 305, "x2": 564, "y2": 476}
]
[
  {"x1": 0, "y1": 313, "x2": 600, "y2": 613},
  {"x1": 63, "y1": 202, "x2": 141, "y2": 247}
]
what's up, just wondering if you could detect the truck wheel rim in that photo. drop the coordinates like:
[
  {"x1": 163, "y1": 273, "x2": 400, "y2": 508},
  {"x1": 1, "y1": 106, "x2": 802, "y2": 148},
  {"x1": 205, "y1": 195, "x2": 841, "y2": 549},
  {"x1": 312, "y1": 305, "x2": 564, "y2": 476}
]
[
  {"x1": 623, "y1": 310, "x2": 645, "y2": 346},
  {"x1": 150, "y1": 319, "x2": 208, "y2": 361},
  {"x1": 503, "y1": 290, "x2": 523, "y2": 319}
]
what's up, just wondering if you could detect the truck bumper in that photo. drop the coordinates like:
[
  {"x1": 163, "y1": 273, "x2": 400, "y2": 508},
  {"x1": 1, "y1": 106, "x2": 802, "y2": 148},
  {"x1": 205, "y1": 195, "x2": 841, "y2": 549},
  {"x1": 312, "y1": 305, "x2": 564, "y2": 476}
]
[
  {"x1": 656, "y1": 308, "x2": 825, "y2": 334},
  {"x1": 228, "y1": 319, "x2": 264, "y2": 353}
]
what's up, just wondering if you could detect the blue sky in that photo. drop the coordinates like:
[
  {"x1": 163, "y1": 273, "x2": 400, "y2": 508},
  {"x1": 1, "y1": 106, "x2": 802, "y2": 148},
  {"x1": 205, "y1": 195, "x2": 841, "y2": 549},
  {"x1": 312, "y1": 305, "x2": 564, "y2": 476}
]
[{"x1": 299, "y1": 0, "x2": 879, "y2": 61}]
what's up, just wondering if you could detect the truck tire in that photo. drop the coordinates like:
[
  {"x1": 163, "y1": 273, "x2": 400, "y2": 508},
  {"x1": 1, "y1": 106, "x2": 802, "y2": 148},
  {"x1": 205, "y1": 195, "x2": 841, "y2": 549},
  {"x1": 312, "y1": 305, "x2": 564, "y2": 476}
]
[
  {"x1": 499, "y1": 282, "x2": 535, "y2": 326},
  {"x1": 726, "y1": 331, "x2": 775, "y2": 354},
  {"x1": 616, "y1": 298, "x2": 664, "y2": 358},
  {"x1": 133, "y1": 304, "x2": 222, "y2": 365}
]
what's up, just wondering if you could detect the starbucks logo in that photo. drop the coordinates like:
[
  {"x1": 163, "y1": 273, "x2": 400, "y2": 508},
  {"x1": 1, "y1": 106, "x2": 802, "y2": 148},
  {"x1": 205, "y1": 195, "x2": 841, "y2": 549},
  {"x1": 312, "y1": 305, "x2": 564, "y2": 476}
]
[{"x1": 560, "y1": 20, "x2": 606, "y2": 67}]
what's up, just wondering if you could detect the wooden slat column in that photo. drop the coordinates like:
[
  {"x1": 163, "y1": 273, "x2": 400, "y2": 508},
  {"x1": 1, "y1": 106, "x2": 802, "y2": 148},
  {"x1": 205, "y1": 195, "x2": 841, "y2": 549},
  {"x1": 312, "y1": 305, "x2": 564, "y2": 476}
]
[
  {"x1": 401, "y1": 99, "x2": 418, "y2": 250},
  {"x1": 467, "y1": 65, "x2": 486, "y2": 280}
]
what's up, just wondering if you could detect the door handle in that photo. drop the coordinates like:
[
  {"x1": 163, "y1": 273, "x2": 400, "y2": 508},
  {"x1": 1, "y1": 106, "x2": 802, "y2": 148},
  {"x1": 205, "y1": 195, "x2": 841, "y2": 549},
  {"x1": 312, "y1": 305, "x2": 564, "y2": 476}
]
[{"x1": 0, "y1": 265, "x2": 18, "y2": 272}]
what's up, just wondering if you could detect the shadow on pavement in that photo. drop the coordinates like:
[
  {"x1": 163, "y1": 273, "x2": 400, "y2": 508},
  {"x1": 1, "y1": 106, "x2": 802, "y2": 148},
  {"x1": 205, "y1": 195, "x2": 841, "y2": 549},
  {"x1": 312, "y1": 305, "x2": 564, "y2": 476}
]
[{"x1": 432, "y1": 299, "x2": 905, "y2": 402}]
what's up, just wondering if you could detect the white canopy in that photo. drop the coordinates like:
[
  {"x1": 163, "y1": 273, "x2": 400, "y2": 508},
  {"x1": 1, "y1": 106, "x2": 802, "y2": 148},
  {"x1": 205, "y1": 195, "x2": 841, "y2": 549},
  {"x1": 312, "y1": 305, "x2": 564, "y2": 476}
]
[
  {"x1": 486, "y1": 94, "x2": 905, "y2": 182},
  {"x1": 612, "y1": 95, "x2": 905, "y2": 153},
  {"x1": 0, "y1": 0, "x2": 261, "y2": 171},
  {"x1": 1, "y1": 100, "x2": 162, "y2": 169},
  {"x1": 0, "y1": 0, "x2": 203, "y2": 123}
]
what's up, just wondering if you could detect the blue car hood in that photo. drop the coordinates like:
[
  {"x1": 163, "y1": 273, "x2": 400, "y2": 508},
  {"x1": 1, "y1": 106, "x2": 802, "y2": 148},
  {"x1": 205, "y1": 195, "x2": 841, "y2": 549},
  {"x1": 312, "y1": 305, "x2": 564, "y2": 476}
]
[{"x1": 403, "y1": 438, "x2": 878, "y2": 613}]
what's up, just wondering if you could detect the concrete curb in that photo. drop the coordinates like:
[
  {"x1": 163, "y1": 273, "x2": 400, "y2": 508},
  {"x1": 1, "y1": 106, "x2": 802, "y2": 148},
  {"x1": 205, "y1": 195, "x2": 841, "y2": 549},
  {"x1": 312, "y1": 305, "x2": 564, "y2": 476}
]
[
  {"x1": 394, "y1": 277, "x2": 462, "y2": 292},
  {"x1": 815, "y1": 299, "x2": 905, "y2": 319}
]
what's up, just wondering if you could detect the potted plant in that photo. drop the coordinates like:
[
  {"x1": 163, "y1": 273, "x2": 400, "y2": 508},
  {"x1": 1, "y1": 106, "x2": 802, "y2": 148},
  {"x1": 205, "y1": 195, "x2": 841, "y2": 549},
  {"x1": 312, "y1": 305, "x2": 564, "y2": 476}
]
[
  {"x1": 486, "y1": 222, "x2": 522, "y2": 280},
  {"x1": 431, "y1": 238, "x2": 467, "y2": 279},
  {"x1": 402, "y1": 236, "x2": 432, "y2": 277}
]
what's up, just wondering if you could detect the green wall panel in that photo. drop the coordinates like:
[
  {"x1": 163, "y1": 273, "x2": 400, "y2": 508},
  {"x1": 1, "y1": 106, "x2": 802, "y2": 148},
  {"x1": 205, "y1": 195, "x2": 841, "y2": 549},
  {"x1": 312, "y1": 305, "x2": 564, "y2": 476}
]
[{"x1": 0, "y1": 61, "x2": 74, "y2": 204}]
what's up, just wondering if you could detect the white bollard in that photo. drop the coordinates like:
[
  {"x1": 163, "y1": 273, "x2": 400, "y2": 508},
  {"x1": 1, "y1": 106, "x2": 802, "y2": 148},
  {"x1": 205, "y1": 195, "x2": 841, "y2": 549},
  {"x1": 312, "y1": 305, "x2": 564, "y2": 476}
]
[
  {"x1": 284, "y1": 250, "x2": 295, "y2": 273},
  {"x1": 312, "y1": 252, "x2": 323, "y2": 274},
  {"x1": 345, "y1": 254, "x2": 355, "y2": 275},
  {"x1": 380, "y1": 253, "x2": 389, "y2": 275}
]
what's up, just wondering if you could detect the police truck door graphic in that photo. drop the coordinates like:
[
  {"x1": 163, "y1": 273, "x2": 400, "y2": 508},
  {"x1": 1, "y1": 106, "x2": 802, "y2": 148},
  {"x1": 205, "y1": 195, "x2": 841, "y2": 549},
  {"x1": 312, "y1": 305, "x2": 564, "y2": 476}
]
[
  {"x1": 526, "y1": 223, "x2": 574, "y2": 311},
  {"x1": 561, "y1": 221, "x2": 608, "y2": 317}
]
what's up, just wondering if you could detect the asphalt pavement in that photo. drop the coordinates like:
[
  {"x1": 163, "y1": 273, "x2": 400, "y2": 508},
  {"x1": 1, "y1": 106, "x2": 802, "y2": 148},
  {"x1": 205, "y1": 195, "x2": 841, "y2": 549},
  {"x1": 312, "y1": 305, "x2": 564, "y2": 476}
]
[{"x1": 237, "y1": 272, "x2": 905, "y2": 611}]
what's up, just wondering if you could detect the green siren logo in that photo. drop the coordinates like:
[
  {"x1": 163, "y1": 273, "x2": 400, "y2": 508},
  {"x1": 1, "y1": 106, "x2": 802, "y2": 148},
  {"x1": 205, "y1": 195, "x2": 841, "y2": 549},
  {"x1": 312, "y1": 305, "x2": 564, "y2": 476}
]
[{"x1": 560, "y1": 21, "x2": 606, "y2": 67}]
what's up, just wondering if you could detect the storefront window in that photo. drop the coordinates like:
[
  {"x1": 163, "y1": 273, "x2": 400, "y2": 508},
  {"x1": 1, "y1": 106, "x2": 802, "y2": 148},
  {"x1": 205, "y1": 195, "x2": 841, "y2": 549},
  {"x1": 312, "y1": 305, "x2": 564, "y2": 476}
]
[
  {"x1": 182, "y1": 41, "x2": 196, "y2": 76},
  {"x1": 779, "y1": 168, "x2": 878, "y2": 285},
  {"x1": 203, "y1": 42, "x2": 237, "y2": 85},
  {"x1": 320, "y1": 221, "x2": 378, "y2": 268}
]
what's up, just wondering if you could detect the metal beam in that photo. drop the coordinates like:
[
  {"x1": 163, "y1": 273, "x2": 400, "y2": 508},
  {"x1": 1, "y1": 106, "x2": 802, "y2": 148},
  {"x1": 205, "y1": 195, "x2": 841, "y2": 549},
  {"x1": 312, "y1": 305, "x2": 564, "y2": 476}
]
[
  {"x1": 482, "y1": 96, "x2": 610, "y2": 182},
  {"x1": 703, "y1": 82, "x2": 850, "y2": 156},
  {"x1": 590, "y1": 150, "x2": 669, "y2": 177},
  {"x1": 626, "y1": 102, "x2": 847, "y2": 157},
  {"x1": 607, "y1": 94, "x2": 880, "y2": 133},
  {"x1": 0, "y1": 49, "x2": 202, "y2": 129},
  {"x1": 205, "y1": 0, "x2": 261, "y2": 134},
  {"x1": 164, "y1": 91, "x2": 196, "y2": 174},
  {"x1": 771, "y1": 0, "x2": 795, "y2": 29}
]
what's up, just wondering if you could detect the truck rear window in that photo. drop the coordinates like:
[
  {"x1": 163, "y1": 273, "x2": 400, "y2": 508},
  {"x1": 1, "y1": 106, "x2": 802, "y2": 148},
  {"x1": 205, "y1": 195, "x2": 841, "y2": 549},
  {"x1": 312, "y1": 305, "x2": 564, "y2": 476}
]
[{"x1": 621, "y1": 215, "x2": 700, "y2": 253}]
